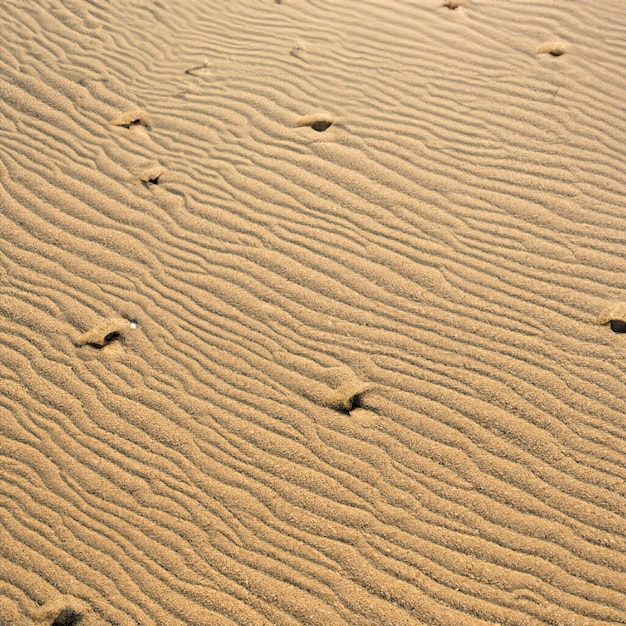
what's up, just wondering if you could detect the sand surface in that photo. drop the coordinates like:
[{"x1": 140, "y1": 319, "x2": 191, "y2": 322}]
[{"x1": 1, "y1": 1, "x2": 626, "y2": 624}]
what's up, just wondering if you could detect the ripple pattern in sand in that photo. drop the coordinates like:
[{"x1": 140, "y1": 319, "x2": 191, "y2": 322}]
[{"x1": 1, "y1": 1, "x2": 625, "y2": 625}]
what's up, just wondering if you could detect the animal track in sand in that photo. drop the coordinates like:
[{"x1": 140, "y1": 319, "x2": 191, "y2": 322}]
[
  {"x1": 536, "y1": 42, "x2": 568, "y2": 57},
  {"x1": 75, "y1": 317, "x2": 137, "y2": 349},
  {"x1": 184, "y1": 61, "x2": 208, "y2": 75},
  {"x1": 290, "y1": 45, "x2": 306, "y2": 60},
  {"x1": 296, "y1": 112, "x2": 334, "y2": 132},
  {"x1": 109, "y1": 109, "x2": 152, "y2": 130},
  {"x1": 596, "y1": 302, "x2": 626, "y2": 333},
  {"x1": 50, "y1": 607, "x2": 83, "y2": 626},
  {"x1": 33, "y1": 597, "x2": 87, "y2": 626},
  {"x1": 135, "y1": 162, "x2": 167, "y2": 186},
  {"x1": 320, "y1": 378, "x2": 372, "y2": 415},
  {"x1": 442, "y1": 0, "x2": 464, "y2": 9}
]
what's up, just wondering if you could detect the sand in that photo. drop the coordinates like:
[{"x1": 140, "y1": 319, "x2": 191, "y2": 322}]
[{"x1": 1, "y1": 1, "x2": 625, "y2": 624}]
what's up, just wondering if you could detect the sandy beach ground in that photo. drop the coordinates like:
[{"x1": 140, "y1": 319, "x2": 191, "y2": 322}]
[{"x1": 1, "y1": 1, "x2": 625, "y2": 624}]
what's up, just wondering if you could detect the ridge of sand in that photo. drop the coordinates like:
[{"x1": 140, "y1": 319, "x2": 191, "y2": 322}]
[{"x1": 1, "y1": 1, "x2": 625, "y2": 624}]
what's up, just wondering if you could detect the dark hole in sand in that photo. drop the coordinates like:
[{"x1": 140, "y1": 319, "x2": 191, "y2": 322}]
[
  {"x1": 51, "y1": 607, "x2": 83, "y2": 626},
  {"x1": 311, "y1": 120, "x2": 333, "y2": 132},
  {"x1": 609, "y1": 320, "x2": 626, "y2": 333}
]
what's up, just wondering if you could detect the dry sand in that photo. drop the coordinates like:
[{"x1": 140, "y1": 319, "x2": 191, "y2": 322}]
[{"x1": 1, "y1": 0, "x2": 625, "y2": 624}]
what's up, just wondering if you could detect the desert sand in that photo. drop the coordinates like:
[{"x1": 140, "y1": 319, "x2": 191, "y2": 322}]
[{"x1": 1, "y1": 1, "x2": 625, "y2": 624}]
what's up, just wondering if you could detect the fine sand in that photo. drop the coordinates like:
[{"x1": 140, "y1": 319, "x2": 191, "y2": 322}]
[{"x1": 1, "y1": 1, "x2": 625, "y2": 624}]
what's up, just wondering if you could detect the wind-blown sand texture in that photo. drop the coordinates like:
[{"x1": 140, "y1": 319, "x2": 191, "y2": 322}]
[{"x1": 1, "y1": 1, "x2": 625, "y2": 624}]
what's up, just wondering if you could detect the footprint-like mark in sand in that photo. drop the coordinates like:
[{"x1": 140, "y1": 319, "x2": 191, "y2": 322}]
[
  {"x1": 596, "y1": 302, "x2": 626, "y2": 333},
  {"x1": 536, "y1": 42, "x2": 567, "y2": 57},
  {"x1": 321, "y1": 378, "x2": 372, "y2": 414},
  {"x1": 272, "y1": 353, "x2": 376, "y2": 416},
  {"x1": 184, "y1": 62, "x2": 207, "y2": 76},
  {"x1": 50, "y1": 607, "x2": 83, "y2": 626},
  {"x1": 441, "y1": 0, "x2": 464, "y2": 9},
  {"x1": 75, "y1": 316, "x2": 137, "y2": 349},
  {"x1": 135, "y1": 162, "x2": 167, "y2": 187},
  {"x1": 33, "y1": 598, "x2": 86, "y2": 626},
  {"x1": 296, "y1": 112, "x2": 334, "y2": 132},
  {"x1": 290, "y1": 45, "x2": 305, "y2": 60},
  {"x1": 110, "y1": 114, "x2": 163, "y2": 187},
  {"x1": 109, "y1": 109, "x2": 152, "y2": 130}
]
